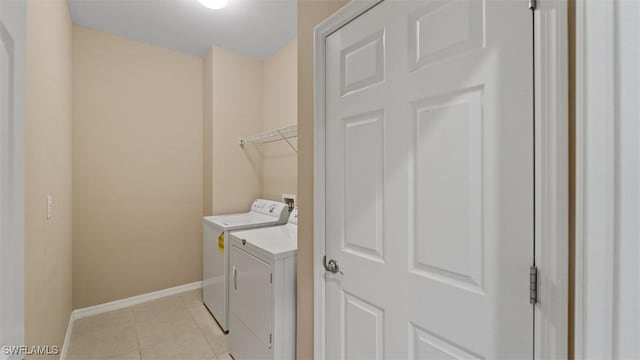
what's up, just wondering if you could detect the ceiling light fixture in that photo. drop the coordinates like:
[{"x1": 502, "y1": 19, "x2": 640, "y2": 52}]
[{"x1": 198, "y1": 0, "x2": 228, "y2": 10}]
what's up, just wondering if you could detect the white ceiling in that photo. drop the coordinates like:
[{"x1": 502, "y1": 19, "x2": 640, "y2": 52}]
[{"x1": 67, "y1": 0, "x2": 297, "y2": 59}]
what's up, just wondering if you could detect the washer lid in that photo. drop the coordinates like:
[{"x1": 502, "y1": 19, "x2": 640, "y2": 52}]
[
  {"x1": 203, "y1": 212, "x2": 279, "y2": 230},
  {"x1": 202, "y1": 199, "x2": 290, "y2": 230}
]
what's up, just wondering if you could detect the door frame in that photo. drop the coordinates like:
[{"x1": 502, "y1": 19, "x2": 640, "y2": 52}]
[
  {"x1": 574, "y1": 0, "x2": 640, "y2": 357},
  {"x1": 313, "y1": 0, "x2": 569, "y2": 358},
  {"x1": 573, "y1": 1, "x2": 616, "y2": 356},
  {"x1": 0, "y1": 1, "x2": 26, "y2": 357}
]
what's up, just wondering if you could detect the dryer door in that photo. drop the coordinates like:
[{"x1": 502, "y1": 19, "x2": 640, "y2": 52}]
[{"x1": 230, "y1": 245, "x2": 272, "y2": 347}]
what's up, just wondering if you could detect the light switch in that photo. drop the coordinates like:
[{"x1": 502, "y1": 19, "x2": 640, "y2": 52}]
[{"x1": 47, "y1": 195, "x2": 53, "y2": 220}]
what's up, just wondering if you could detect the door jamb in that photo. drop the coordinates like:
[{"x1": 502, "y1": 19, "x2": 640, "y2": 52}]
[
  {"x1": 533, "y1": 0, "x2": 570, "y2": 358},
  {"x1": 573, "y1": 0, "x2": 618, "y2": 357},
  {"x1": 313, "y1": 1, "x2": 569, "y2": 358},
  {"x1": 0, "y1": 1, "x2": 26, "y2": 357}
]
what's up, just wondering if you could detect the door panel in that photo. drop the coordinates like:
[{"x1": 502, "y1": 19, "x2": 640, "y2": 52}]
[
  {"x1": 325, "y1": 0, "x2": 534, "y2": 358},
  {"x1": 408, "y1": 0, "x2": 484, "y2": 71},
  {"x1": 341, "y1": 30, "x2": 385, "y2": 95},
  {"x1": 410, "y1": 87, "x2": 484, "y2": 294},
  {"x1": 343, "y1": 291, "x2": 384, "y2": 360},
  {"x1": 410, "y1": 322, "x2": 483, "y2": 360},
  {"x1": 343, "y1": 110, "x2": 384, "y2": 262}
]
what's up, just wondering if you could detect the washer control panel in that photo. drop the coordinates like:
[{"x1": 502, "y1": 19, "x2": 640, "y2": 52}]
[
  {"x1": 250, "y1": 199, "x2": 289, "y2": 219},
  {"x1": 288, "y1": 208, "x2": 298, "y2": 225}
]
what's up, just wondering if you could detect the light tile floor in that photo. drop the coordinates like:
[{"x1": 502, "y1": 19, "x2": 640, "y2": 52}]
[{"x1": 67, "y1": 289, "x2": 231, "y2": 360}]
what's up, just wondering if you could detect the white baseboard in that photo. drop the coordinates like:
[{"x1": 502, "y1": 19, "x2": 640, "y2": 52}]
[
  {"x1": 60, "y1": 281, "x2": 202, "y2": 359},
  {"x1": 73, "y1": 281, "x2": 202, "y2": 320}
]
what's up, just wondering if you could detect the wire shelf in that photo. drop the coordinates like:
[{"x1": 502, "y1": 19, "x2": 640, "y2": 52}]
[{"x1": 239, "y1": 125, "x2": 297, "y2": 152}]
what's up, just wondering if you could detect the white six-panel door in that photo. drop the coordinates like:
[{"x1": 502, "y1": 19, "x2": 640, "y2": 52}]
[{"x1": 324, "y1": 0, "x2": 534, "y2": 358}]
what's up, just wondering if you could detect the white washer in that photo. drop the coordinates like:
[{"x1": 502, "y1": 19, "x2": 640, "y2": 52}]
[
  {"x1": 203, "y1": 199, "x2": 289, "y2": 332},
  {"x1": 228, "y1": 208, "x2": 298, "y2": 360}
]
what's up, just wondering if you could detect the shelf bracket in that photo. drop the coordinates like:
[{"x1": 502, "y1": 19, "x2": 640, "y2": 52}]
[{"x1": 278, "y1": 129, "x2": 298, "y2": 153}]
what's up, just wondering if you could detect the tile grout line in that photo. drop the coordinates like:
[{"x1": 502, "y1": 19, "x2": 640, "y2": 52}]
[
  {"x1": 130, "y1": 307, "x2": 142, "y2": 360},
  {"x1": 185, "y1": 296, "x2": 219, "y2": 360}
]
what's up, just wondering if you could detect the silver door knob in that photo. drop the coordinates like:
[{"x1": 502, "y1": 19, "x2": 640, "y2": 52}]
[{"x1": 323, "y1": 256, "x2": 343, "y2": 275}]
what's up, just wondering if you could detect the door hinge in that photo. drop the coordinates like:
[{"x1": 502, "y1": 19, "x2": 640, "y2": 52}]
[
  {"x1": 269, "y1": 333, "x2": 273, "y2": 344},
  {"x1": 529, "y1": 265, "x2": 538, "y2": 304},
  {"x1": 270, "y1": 273, "x2": 273, "y2": 283},
  {"x1": 528, "y1": 0, "x2": 536, "y2": 10}
]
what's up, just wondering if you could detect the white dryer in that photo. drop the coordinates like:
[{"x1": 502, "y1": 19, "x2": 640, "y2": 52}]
[
  {"x1": 202, "y1": 199, "x2": 289, "y2": 332},
  {"x1": 228, "y1": 208, "x2": 298, "y2": 360}
]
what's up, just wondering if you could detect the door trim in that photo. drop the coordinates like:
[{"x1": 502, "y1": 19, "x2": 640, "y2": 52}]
[
  {"x1": 0, "y1": 1, "x2": 26, "y2": 357},
  {"x1": 573, "y1": 1, "x2": 615, "y2": 354},
  {"x1": 533, "y1": 0, "x2": 570, "y2": 358},
  {"x1": 573, "y1": 0, "x2": 638, "y2": 357},
  {"x1": 313, "y1": 1, "x2": 569, "y2": 358}
]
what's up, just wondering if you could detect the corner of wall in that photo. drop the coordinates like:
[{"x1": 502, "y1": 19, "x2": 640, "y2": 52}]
[
  {"x1": 207, "y1": 46, "x2": 264, "y2": 215},
  {"x1": 203, "y1": 47, "x2": 214, "y2": 216},
  {"x1": 24, "y1": 0, "x2": 74, "y2": 352},
  {"x1": 296, "y1": 1, "x2": 348, "y2": 359},
  {"x1": 262, "y1": 38, "x2": 298, "y2": 202}
]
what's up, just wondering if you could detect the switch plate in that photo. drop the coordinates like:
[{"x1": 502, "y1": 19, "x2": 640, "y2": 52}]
[{"x1": 47, "y1": 195, "x2": 53, "y2": 220}]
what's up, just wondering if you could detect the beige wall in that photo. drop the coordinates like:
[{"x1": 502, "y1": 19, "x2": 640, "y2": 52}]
[
  {"x1": 72, "y1": 26, "x2": 204, "y2": 308},
  {"x1": 24, "y1": 0, "x2": 73, "y2": 355},
  {"x1": 297, "y1": 1, "x2": 347, "y2": 358},
  {"x1": 203, "y1": 46, "x2": 264, "y2": 215},
  {"x1": 262, "y1": 39, "x2": 298, "y2": 202}
]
